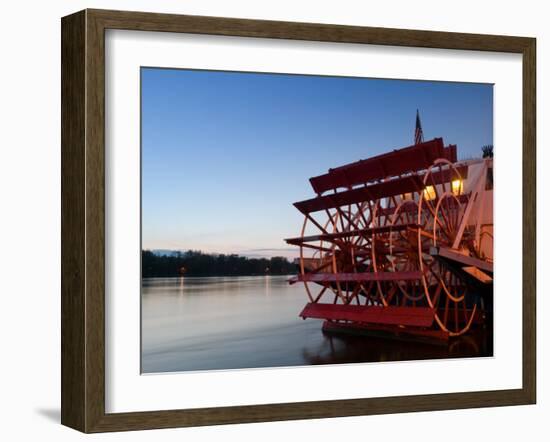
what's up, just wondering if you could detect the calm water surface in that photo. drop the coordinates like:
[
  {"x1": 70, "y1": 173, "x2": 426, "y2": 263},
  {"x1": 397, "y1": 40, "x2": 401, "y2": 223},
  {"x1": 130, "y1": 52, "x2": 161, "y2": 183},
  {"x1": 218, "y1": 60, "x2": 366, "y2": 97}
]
[{"x1": 142, "y1": 275, "x2": 492, "y2": 373}]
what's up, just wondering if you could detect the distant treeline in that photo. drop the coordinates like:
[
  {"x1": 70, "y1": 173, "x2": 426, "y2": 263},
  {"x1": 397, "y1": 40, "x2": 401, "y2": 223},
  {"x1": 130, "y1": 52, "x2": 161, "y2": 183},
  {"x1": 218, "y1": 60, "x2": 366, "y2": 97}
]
[{"x1": 142, "y1": 250, "x2": 297, "y2": 278}]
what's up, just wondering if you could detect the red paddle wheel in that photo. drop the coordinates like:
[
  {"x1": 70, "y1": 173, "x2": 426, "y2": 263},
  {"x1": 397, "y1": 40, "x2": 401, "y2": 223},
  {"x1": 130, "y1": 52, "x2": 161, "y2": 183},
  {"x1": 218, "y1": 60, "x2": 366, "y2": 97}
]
[{"x1": 285, "y1": 138, "x2": 493, "y2": 340}]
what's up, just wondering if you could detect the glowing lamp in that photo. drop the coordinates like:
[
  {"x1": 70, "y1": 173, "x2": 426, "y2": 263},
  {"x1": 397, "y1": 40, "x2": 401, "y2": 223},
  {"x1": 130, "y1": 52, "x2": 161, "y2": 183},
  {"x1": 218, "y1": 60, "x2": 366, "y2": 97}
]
[
  {"x1": 451, "y1": 179, "x2": 463, "y2": 195},
  {"x1": 423, "y1": 185, "x2": 436, "y2": 200}
]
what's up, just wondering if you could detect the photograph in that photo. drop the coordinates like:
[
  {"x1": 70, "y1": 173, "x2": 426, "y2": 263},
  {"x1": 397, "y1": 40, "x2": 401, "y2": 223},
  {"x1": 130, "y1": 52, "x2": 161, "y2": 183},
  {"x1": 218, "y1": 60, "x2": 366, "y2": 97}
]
[{"x1": 140, "y1": 67, "x2": 494, "y2": 374}]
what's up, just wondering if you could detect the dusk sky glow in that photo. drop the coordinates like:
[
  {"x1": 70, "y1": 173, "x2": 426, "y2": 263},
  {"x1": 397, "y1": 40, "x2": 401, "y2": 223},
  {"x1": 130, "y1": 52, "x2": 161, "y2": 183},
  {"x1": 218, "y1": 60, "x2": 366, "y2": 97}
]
[{"x1": 141, "y1": 68, "x2": 493, "y2": 258}]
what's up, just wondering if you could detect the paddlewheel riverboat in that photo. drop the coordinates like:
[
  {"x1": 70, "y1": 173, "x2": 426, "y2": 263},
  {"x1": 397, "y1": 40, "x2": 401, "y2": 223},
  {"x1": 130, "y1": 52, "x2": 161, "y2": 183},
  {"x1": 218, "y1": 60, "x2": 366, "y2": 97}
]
[{"x1": 285, "y1": 125, "x2": 493, "y2": 340}]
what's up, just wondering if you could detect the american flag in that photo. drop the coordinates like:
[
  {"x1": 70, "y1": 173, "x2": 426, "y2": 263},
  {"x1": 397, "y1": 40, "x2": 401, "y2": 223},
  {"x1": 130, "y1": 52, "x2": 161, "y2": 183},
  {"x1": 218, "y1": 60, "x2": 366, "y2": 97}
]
[{"x1": 414, "y1": 109, "x2": 424, "y2": 145}]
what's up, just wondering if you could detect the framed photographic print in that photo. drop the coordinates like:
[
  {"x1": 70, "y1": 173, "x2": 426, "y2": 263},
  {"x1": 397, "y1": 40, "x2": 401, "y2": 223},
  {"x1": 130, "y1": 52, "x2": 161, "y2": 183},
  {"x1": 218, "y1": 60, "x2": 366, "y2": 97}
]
[{"x1": 61, "y1": 9, "x2": 536, "y2": 433}]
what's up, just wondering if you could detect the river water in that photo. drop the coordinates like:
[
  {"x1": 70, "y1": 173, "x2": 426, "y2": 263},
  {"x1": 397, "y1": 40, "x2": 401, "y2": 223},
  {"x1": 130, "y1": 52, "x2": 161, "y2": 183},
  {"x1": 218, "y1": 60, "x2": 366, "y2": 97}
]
[{"x1": 142, "y1": 275, "x2": 492, "y2": 373}]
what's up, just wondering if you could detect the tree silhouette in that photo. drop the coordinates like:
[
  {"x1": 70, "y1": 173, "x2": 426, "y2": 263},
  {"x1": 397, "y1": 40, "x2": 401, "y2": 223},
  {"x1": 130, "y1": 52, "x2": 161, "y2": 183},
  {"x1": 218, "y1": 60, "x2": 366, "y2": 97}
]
[
  {"x1": 141, "y1": 250, "x2": 296, "y2": 278},
  {"x1": 482, "y1": 144, "x2": 494, "y2": 158}
]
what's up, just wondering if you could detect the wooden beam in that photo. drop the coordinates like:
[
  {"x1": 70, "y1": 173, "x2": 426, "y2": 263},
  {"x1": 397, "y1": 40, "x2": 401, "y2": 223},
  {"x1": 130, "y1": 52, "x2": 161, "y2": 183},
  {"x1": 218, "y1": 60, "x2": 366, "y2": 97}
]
[{"x1": 430, "y1": 246, "x2": 493, "y2": 273}]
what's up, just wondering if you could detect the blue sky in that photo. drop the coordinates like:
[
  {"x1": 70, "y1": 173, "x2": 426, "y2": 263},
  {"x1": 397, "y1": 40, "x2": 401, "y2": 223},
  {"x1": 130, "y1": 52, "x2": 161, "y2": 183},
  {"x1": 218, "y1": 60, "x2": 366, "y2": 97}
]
[{"x1": 141, "y1": 68, "x2": 493, "y2": 257}]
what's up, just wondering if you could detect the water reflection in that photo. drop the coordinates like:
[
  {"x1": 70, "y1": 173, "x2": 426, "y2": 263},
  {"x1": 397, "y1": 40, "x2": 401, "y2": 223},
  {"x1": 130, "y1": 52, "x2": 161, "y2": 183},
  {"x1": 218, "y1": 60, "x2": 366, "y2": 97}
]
[
  {"x1": 141, "y1": 275, "x2": 492, "y2": 374},
  {"x1": 302, "y1": 328, "x2": 491, "y2": 365}
]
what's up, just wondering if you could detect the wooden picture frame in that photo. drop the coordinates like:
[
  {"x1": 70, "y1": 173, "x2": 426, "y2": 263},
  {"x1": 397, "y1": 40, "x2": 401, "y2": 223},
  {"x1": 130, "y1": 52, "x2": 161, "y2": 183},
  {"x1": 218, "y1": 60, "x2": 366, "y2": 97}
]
[{"x1": 61, "y1": 8, "x2": 536, "y2": 433}]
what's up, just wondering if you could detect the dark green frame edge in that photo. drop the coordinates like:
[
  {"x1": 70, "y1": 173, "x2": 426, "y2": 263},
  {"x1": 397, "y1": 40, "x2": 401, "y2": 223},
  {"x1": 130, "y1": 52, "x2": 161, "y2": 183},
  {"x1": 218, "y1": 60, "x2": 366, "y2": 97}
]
[{"x1": 61, "y1": 8, "x2": 536, "y2": 433}]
